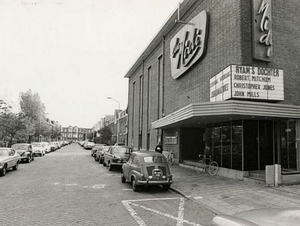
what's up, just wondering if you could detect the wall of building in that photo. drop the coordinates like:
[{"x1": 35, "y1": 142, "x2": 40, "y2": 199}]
[{"x1": 126, "y1": 0, "x2": 300, "y2": 154}]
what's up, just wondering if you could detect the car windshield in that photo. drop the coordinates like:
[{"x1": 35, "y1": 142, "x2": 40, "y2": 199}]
[
  {"x1": 113, "y1": 147, "x2": 131, "y2": 155},
  {"x1": 143, "y1": 156, "x2": 166, "y2": 163},
  {"x1": 0, "y1": 149, "x2": 9, "y2": 157},
  {"x1": 12, "y1": 144, "x2": 28, "y2": 150},
  {"x1": 32, "y1": 143, "x2": 41, "y2": 147},
  {"x1": 102, "y1": 147, "x2": 110, "y2": 152}
]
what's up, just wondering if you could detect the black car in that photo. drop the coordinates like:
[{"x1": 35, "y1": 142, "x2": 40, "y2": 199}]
[{"x1": 103, "y1": 146, "x2": 131, "y2": 171}]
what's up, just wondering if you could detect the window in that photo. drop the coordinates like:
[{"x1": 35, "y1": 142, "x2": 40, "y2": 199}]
[
  {"x1": 144, "y1": 156, "x2": 166, "y2": 163},
  {"x1": 205, "y1": 120, "x2": 242, "y2": 170}
]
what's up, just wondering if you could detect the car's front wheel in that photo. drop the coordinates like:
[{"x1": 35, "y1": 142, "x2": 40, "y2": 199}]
[
  {"x1": 27, "y1": 157, "x2": 31, "y2": 163},
  {"x1": 132, "y1": 177, "x2": 140, "y2": 192},
  {"x1": 108, "y1": 162, "x2": 113, "y2": 171},
  {"x1": 162, "y1": 184, "x2": 170, "y2": 191},
  {"x1": 121, "y1": 171, "x2": 126, "y2": 183},
  {"x1": 13, "y1": 162, "x2": 19, "y2": 171},
  {"x1": 0, "y1": 165, "x2": 7, "y2": 176}
]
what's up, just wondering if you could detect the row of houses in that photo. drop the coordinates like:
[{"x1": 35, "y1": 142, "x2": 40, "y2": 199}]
[
  {"x1": 60, "y1": 126, "x2": 92, "y2": 141},
  {"x1": 92, "y1": 109, "x2": 128, "y2": 146}
]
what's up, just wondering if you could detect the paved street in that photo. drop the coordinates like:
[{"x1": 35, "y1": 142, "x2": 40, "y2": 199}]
[{"x1": 0, "y1": 143, "x2": 215, "y2": 226}]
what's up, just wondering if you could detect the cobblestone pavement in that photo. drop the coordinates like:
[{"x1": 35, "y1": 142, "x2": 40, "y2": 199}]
[
  {"x1": 0, "y1": 144, "x2": 215, "y2": 226},
  {"x1": 170, "y1": 165, "x2": 300, "y2": 215}
]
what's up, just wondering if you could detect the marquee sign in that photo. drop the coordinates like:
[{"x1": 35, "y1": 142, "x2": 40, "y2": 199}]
[
  {"x1": 252, "y1": 0, "x2": 273, "y2": 61},
  {"x1": 170, "y1": 11, "x2": 208, "y2": 79},
  {"x1": 210, "y1": 65, "x2": 284, "y2": 102}
]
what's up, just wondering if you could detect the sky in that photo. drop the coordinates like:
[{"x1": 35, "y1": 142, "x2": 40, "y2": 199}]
[{"x1": 0, "y1": 0, "x2": 181, "y2": 128}]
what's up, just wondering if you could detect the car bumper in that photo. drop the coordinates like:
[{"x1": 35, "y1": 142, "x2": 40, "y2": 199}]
[
  {"x1": 110, "y1": 162, "x2": 125, "y2": 167},
  {"x1": 137, "y1": 179, "x2": 173, "y2": 186},
  {"x1": 20, "y1": 156, "x2": 30, "y2": 160}
]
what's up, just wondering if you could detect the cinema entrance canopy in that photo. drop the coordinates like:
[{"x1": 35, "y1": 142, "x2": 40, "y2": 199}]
[
  {"x1": 152, "y1": 100, "x2": 300, "y2": 129},
  {"x1": 152, "y1": 100, "x2": 300, "y2": 180}
]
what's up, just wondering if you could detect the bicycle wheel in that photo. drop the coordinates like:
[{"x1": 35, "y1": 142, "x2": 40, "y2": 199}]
[
  {"x1": 196, "y1": 159, "x2": 206, "y2": 173},
  {"x1": 208, "y1": 161, "x2": 219, "y2": 176},
  {"x1": 168, "y1": 153, "x2": 175, "y2": 166}
]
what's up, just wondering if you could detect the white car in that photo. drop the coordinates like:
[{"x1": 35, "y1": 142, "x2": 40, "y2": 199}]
[
  {"x1": 84, "y1": 141, "x2": 95, "y2": 150},
  {"x1": 0, "y1": 148, "x2": 21, "y2": 176},
  {"x1": 31, "y1": 142, "x2": 45, "y2": 156},
  {"x1": 41, "y1": 142, "x2": 51, "y2": 154}
]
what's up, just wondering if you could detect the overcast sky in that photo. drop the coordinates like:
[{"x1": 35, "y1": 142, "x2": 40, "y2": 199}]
[{"x1": 0, "y1": 0, "x2": 180, "y2": 128}]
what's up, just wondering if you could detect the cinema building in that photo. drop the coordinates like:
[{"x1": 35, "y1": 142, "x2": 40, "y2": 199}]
[{"x1": 124, "y1": 0, "x2": 300, "y2": 184}]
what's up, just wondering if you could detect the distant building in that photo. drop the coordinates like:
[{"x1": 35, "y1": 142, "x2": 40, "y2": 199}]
[{"x1": 61, "y1": 126, "x2": 92, "y2": 141}]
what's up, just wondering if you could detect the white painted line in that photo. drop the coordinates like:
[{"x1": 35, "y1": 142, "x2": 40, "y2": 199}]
[
  {"x1": 123, "y1": 197, "x2": 180, "y2": 202},
  {"x1": 176, "y1": 198, "x2": 185, "y2": 226},
  {"x1": 122, "y1": 201, "x2": 147, "y2": 226},
  {"x1": 66, "y1": 183, "x2": 79, "y2": 186},
  {"x1": 193, "y1": 196, "x2": 203, "y2": 200},
  {"x1": 92, "y1": 184, "x2": 106, "y2": 189},
  {"x1": 131, "y1": 202, "x2": 202, "y2": 226},
  {"x1": 122, "y1": 188, "x2": 132, "y2": 191}
]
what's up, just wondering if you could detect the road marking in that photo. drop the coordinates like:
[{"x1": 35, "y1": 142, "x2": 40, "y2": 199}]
[
  {"x1": 122, "y1": 188, "x2": 132, "y2": 191},
  {"x1": 193, "y1": 196, "x2": 203, "y2": 200},
  {"x1": 66, "y1": 183, "x2": 78, "y2": 186},
  {"x1": 122, "y1": 197, "x2": 202, "y2": 226},
  {"x1": 92, "y1": 184, "x2": 106, "y2": 189},
  {"x1": 177, "y1": 198, "x2": 185, "y2": 226},
  {"x1": 122, "y1": 201, "x2": 147, "y2": 226}
]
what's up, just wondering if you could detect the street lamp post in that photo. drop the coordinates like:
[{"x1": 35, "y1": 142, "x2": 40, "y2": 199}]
[{"x1": 107, "y1": 97, "x2": 120, "y2": 145}]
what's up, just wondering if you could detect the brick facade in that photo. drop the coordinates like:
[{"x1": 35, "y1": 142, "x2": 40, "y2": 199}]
[{"x1": 125, "y1": 0, "x2": 300, "y2": 177}]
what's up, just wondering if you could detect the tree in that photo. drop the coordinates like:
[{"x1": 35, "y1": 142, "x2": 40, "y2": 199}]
[
  {"x1": 19, "y1": 90, "x2": 46, "y2": 142},
  {"x1": 0, "y1": 111, "x2": 26, "y2": 146},
  {"x1": 98, "y1": 126, "x2": 112, "y2": 145},
  {"x1": 51, "y1": 124, "x2": 61, "y2": 140}
]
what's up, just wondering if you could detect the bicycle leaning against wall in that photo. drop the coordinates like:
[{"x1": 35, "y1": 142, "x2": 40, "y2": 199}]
[
  {"x1": 196, "y1": 154, "x2": 219, "y2": 176},
  {"x1": 164, "y1": 150, "x2": 175, "y2": 166}
]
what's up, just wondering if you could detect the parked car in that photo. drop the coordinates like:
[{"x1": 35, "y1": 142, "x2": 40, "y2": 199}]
[
  {"x1": 84, "y1": 141, "x2": 95, "y2": 150},
  {"x1": 0, "y1": 148, "x2": 21, "y2": 176},
  {"x1": 49, "y1": 142, "x2": 58, "y2": 152},
  {"x1": 11, "y1": 143, "x2": 34, "y2": 163},
  {"x1": 103, "y1": 146, "x2": 131, "y2": 171},
  {"x1": 41, "y1": 142, "x2": 51, "y2": 154},
  {"x1": 211, "y1": 207, "x2": 300, "y2": 226},
  {"x1": 95, "y1": 146, "x2": 110, "y2": 163},
  {"x1": 31, "y1": 142, "x2": 45, "y2": 156},
  {"x1": 121, "y1": 151, "x2": 173, "y2": 192},
  {"x1": 91, "y1": 144, "x2": 105, "y2": 158}
]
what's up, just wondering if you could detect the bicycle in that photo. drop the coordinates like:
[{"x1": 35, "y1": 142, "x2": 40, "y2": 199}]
[
  {"x1": 166, "y1": 150, "x2": 175, "y2": 166},
  {"x1": 196, "y1": 154, "x2": 219, "y2": 176}
]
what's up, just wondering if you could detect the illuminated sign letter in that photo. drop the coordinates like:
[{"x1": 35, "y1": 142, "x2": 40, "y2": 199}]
[
  {"x1": 170, "y1": 11, "x2": 208, "y2": 79},
  {"x1": 252, "y1": 0, "x2": 273, "y2": 61}
]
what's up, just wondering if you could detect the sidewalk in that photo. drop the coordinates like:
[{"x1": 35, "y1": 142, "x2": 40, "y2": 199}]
[{"x1": 169, "y1": 165, "x2": 300, "y2": 215}]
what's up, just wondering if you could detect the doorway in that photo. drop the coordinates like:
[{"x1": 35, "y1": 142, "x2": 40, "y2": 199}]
[{"x1": 244, "y1": 120, "x2": 274, "y2": 171}]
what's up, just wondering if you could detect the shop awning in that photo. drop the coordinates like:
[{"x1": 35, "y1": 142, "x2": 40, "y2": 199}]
[{"x1": 152, "y1": 100, "x2": 300, "y2": 129}]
